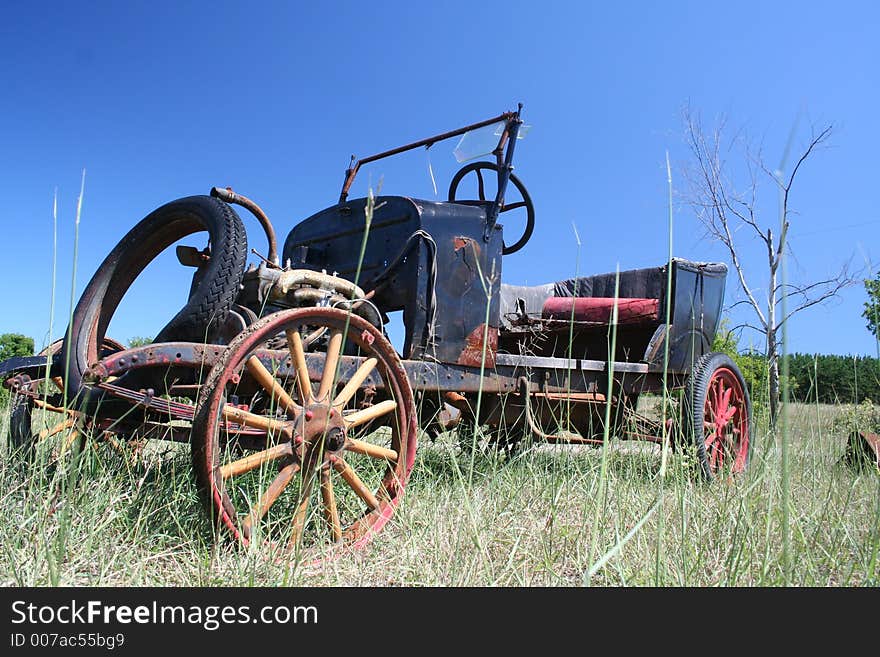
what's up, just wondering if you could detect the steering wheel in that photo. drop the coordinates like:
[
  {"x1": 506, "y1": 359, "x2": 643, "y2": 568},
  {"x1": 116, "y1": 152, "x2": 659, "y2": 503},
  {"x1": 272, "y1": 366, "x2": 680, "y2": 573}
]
[{"x1": 448, "y1": 161, "x2": 535, "y2": 255}]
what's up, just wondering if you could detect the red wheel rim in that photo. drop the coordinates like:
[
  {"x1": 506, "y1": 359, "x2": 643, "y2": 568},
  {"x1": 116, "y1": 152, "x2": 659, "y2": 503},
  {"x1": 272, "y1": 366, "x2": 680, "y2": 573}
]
[{"x1": 702, "y1": 367, "x2": 749, "y2": 474}]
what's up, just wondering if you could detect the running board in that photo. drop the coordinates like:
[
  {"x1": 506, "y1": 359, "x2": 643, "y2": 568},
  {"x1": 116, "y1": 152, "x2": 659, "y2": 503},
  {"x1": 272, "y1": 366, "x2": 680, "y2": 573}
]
[{"x1": 494, "y1": 353, "x2": 649, "y2": 374}]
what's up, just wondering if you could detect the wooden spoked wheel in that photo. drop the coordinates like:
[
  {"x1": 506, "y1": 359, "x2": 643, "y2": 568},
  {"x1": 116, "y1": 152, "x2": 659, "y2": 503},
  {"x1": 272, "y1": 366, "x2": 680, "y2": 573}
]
[{"x1": 192, "y1": 307, "x2": 417, "y2": 555}]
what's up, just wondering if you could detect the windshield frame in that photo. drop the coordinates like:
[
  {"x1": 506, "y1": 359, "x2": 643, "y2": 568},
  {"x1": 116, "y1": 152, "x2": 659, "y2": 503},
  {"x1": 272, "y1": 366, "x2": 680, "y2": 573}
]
[{"x1": 338, "y1": 106, "x2": 523, "y2": 205}]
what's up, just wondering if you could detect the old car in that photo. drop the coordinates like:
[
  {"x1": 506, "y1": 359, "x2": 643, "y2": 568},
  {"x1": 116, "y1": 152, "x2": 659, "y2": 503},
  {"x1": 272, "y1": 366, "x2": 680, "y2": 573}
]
[{"x1": 2, "y1": 105, "x2": 750, "y2": 555}]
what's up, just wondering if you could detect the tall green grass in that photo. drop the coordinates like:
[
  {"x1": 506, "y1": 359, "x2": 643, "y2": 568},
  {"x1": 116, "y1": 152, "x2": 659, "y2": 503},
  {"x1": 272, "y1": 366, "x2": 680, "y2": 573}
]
[{"x1": 1, "y1": 402, "x2": 876, "y2": 585}]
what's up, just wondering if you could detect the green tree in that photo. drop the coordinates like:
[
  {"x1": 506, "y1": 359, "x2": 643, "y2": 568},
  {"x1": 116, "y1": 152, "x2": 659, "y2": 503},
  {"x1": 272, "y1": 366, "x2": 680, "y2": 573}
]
[
  {"x1": 711, "y1": 319, "x2": 773, "y2": 409},
  {"x1": 0, "y1": 333, "x2": 34, "y2": 405},
  {"x1": 0, "y1": 333, "x2": 34, "y2": 361},
  {"x1": 786, "y1": 353, "x2": 880, "y2": 404},
  {"x1": 865, "y1": 273, "x2": 880, "y2": 341},
  {"x1": 128, "y1": 336, "x2": 153, "y2": 348}
]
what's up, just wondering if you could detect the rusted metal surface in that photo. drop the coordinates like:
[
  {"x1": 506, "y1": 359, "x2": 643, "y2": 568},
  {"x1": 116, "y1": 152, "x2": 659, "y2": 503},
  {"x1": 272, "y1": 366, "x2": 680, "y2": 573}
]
[
  {"x1": 96, "y1": 381, "x2": 197, "y2": 420},
  {"x1": 69, "y1": 338, "x2": 670, "y2": 452},
  {"x1": 210, "y1": 186, "x2": 279, "y2": 266},
  {"x1": 453, "y1": 236, "x2": 478, "y2": 254},
  {"x1": 84, "y1": 342, "x2": 227, "y2": 380},
  {"x1": 456, "y1": 324, "x2": 498, "y2": 367},
  {"x1": 0, "y1": 356, "x2": 57, "y2": 381},
  {"x1": 517, "y1": 378, "x2": 604, "y2": 445},
  {"x1": 95, "y1": 381, "x2": 267, "y2": 445},
  {"x1": 532, "y1": 391, "x2": 607, "y2": 403},
  {"x1": 846, "y1": 431, "x2": 880, "y2": 469}
]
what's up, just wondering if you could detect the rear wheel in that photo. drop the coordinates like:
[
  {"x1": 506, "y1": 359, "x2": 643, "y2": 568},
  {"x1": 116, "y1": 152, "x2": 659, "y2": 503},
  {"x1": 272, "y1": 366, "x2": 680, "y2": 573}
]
[
  {"x1": 5, "y1": 338, "x2": 123, "y2": 455},
  {"x1": 8, "y1": 387, "x2": 35, "y2": 452},
  {"x1": 685, "y1": 352, "x2": 751, "y2": 479}
]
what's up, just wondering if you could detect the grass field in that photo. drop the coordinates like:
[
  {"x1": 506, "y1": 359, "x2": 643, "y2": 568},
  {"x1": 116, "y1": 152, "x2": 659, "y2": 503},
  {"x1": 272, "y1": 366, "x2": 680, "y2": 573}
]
[{"x1": 1, "y1": 399, "x2": 877, "y2": 587}]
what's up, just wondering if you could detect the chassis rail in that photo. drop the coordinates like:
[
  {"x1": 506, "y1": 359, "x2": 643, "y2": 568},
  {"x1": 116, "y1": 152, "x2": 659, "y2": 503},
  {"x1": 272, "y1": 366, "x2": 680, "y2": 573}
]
[{"x1": 82, "y1": 341, "x2": 678, "y2": 398}]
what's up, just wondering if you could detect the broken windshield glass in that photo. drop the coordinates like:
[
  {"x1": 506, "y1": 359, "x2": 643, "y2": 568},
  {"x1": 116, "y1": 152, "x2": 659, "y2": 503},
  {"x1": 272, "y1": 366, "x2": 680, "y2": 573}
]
[{"x1": 453, "y1": 121, "x2": 531, "y2": 163}]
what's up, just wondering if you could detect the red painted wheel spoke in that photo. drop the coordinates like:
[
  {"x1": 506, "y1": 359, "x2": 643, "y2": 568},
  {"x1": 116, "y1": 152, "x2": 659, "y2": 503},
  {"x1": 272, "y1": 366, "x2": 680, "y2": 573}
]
[
  {"x1": 714, "y1": 381, "x2": 726, "y2": 415},
  {"x1": 719, "y1": 387, "x2": 733, "y2": 422},
  {"x1": 705, "y1": 366, "x2": 751, "y2": 474},
  {"x1": 705, "y1": 429, "x2": 719, "y2": 448},
  {"x1": 706, "y1": 383, "x2": 718, "y2": 412},
  {"x1": 722, "y1": 404, "x2": 737, "y2": 424}
]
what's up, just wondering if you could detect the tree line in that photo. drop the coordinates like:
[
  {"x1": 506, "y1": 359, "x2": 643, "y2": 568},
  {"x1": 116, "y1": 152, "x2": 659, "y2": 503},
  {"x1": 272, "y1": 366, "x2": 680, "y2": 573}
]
[
  {"x1": 785, "y1": 353, "x2": 879, "y2": 405},
  {"x1": 712, "y1": 323, "x2": 879, "y2": 405}
]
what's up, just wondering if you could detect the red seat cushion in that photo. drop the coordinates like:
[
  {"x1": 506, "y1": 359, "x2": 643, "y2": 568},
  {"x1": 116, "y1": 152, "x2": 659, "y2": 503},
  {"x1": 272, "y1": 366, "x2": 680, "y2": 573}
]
[{"x1": 541, "y1": 297, "x2": 659, "y2": 324}]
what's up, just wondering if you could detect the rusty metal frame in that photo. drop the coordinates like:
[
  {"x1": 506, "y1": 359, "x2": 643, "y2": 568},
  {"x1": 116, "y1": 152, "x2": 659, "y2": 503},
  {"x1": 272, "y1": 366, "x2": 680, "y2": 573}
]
[
  {"x1": 338, "y1": 109, "x2": 519, "y2": 204},
  {"x1": 84, "y1": 341, "x2": 673, "y2": 397},
  {"x1": 6, "y1": 338, "x2": 681, "y2": 450},
  {"x1": 210, "y1": 187, "x2": 280, "y2": 266}
]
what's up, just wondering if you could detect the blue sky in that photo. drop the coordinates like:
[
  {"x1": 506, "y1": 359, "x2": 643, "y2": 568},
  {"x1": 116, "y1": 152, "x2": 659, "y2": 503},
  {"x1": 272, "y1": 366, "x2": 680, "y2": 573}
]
[{"x1": 1, "y1": 1, "x2": 877, "y2": 357}]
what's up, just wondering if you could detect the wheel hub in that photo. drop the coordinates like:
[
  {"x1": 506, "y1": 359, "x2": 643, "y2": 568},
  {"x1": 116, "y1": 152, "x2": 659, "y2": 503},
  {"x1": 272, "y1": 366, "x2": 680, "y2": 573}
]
[{"x1": 295, "y1": 403, "x2": 347, "y2": 461}]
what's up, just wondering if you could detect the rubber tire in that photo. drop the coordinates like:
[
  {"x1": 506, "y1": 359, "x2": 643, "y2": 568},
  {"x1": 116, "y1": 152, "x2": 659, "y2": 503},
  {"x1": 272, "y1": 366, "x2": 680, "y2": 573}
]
[
  {"x1": 6, "y1": 338, "x2": 128, "y2": 452},
  {"x1": 684, "y1": 352, "x2": 752, "y2": 480},
  {"x1": 61, "y1": 195, "x2": 247, "y2": 409},
  {"x1": 8, "y1": 390, "x2": 33, "y2": 452}
]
